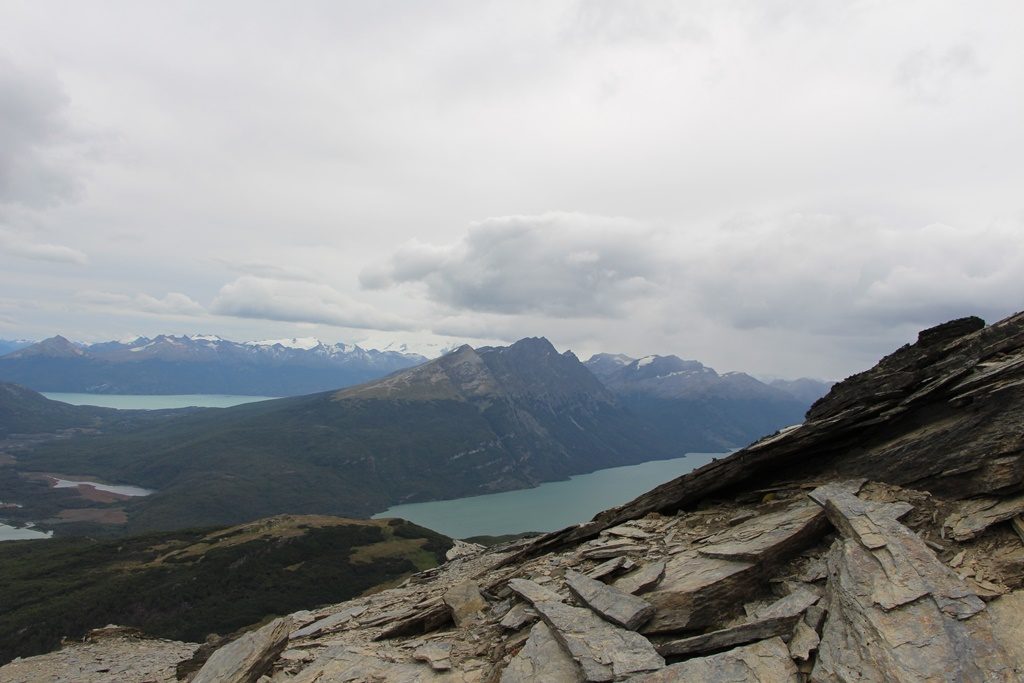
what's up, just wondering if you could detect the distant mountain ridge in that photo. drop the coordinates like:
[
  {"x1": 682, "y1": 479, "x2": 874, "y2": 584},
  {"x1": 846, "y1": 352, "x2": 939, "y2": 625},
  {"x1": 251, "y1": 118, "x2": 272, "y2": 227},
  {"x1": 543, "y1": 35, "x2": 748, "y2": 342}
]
[
  {"x1": 3, "y1": 337, "x2": 830, "y2": 538},
  {"x1": 585, "y1": 352, "x2": 824, "y2": 450},
  {"x1": 0, "y1": 334, "x2": 428, "y2": 396},
  {"x1": 18, "y1": 338, "x2": 675, "y2": 532}
]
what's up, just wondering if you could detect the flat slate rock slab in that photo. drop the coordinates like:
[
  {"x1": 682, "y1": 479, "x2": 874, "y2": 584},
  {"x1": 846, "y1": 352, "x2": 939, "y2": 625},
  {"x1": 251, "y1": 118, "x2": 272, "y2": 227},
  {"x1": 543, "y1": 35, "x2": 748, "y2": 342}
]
[
  {"x1": 193, "y1": 616, "x2": 292, "y2": 683},
  {"x1": 656, "y1": 613, "x2": 802, "y2": 658},
  {"x1": 529, "y1": 600, "x2": 664, "y2": 682},
  {"x1": 697, "y1": 501, "x2": 829, "y2": 565},
  {"x1": 628, "y1": 637, "x2": 798, "y2": 682},
  {"x1": 641, "y1": 551, "x2": 758, "y2": 633},
  {"x1": 500, "y1": 622, "x2": 583, "y2": 683},
  {"x1": 613, "y1": 561, "x2": 666, "y2": 596},
  {"x1": 564, "y1": 569, "x2": 655, "y2": 630},
  {"x1": 944, "y1": 493, "x2": 1024, "y2": 541}
]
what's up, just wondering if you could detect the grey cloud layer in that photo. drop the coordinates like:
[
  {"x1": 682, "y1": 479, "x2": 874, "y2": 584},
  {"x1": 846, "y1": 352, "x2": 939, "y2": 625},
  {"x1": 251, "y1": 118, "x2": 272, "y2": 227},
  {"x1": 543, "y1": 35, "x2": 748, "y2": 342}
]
[
  {"x1": 0, "y1": 1, "x2": 1021, "y2": 378},
  {"x1": 365, "y1": 211, "x2": 1024, "y2": 339},
  {"x1": 361, "y1": 213, "x2": 663, "y2": 317},
  {"x1": 0, "y1": 57, "x2": 77, "y2": 208},
  {"x1": 211, "y1": 277, "x2": 410, "y2": 332}
]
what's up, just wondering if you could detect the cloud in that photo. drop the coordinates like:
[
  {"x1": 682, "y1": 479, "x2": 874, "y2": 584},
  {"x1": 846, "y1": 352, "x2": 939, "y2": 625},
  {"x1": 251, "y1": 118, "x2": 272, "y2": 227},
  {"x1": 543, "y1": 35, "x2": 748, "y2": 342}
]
[
  {"x1": 361, "y1": 212, "x2": 665, "y2": 317},
  {"x1": 895, "y1": 44, "x2": 985, "y2": 104},
  {"x1": 0, "y1": 56, "x2": 78, "y2": 207},
  {"x1": 679, "y1": 213, "x2": 1024, "y2": 334},
  {"x1": 76, "y1": 290, "x2": 204, "y2": 316},
  {"x1": 212, "y1": 257, "x2": 317, "y2": 282},
  {"x1": 0, "y1": 229, "x2": 88, "y2": 265},
  {"x1": 364, "y1": 209, "x2": 1024, "y2": 345},
  {"x1": 210, "y1": 276, "x2": 411, "y2": 331}
]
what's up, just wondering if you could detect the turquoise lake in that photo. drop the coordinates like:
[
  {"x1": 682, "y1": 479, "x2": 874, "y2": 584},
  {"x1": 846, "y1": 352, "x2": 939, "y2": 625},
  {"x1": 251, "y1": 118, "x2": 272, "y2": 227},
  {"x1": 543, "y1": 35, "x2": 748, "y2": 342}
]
[
  {"x1": 373, "y1": 452, "x2": 723, "y2": 538},
  {"x1": 42, "y1": 393, "x2": 278, "y2": 410}
]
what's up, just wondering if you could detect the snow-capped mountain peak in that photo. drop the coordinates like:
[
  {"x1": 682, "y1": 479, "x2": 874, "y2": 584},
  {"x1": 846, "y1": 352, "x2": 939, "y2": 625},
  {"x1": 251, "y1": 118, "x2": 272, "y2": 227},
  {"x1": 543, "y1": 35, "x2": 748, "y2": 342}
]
[{"x1": 244, "y1": 337, "x2": 323, "y2": 351}]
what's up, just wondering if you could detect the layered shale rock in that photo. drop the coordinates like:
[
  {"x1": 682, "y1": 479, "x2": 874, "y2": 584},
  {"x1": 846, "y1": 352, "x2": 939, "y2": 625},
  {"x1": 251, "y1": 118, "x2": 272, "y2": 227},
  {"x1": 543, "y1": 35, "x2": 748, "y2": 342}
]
[{"x1": 6, "y1": 311, "x2": 1024, "y2": 682}]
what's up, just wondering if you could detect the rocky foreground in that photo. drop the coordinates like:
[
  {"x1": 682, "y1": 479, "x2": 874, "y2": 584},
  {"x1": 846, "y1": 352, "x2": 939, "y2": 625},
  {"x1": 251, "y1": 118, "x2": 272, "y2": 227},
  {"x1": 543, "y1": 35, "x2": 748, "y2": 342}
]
[{"x1": 4, "y1": 312, "x2": 1024, "y2": 682}]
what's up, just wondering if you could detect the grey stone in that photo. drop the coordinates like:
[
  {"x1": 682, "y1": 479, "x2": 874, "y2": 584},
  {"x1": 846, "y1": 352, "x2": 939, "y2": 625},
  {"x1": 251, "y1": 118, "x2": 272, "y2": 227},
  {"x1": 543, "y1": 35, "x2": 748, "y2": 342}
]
[
  {"x1": 564, "y1": 570, "x2": 655, "y2": 630},
  {"x1": 289, "y1": 645, "x2": 457, "y2": 682},
  {"x1": 528, "y1": 600, "x2": 664, "y2": 681},
  {"x1": 374, "y1": 603, "x2": 452, "y2": 640},
  {"x1": 750, "y1": 586, "x2": 819, "y2": 620},
  {"x1": 943, "y1": 493, "x2": 1024, "y2": 541},
  {"x1": 446, "y1": 540, "x2": 486, "y2": 561},
  {"x1": 193, "y1": 617, "x2": 292, "y2": 683},
  {"x1": 697, "y1": 502, "x2": 829, "y2": 565},
  {"x1": 290, "y1": 605, "x2": 366, "y2": 639},
  {"x1": 629, "y1": 637, "x2": 798, "y2": 682},
  {"x1": 986, "y1": 591, "x2": 1024, "y2": 675},
  {"x1": 500, "y1": 622, "x2": 582, "y2": 683},
  {"x1": 613, "y1": 561, "x2": 666, "y2": 596},
  {"x1": 586, "y1": 556, "x2": 632, "y2": 580},
  {"x1": 499, "y1": 603, "x2": 537, "y2": 631},
  {"x1": 604, "y1": 525, "x2": 653, "y2": 540},
  {"x1": 641, "y1": 551, "x2": 758, "y2": 633},
  {"x1": 810, "y1": 485, "x2": 1017, "y2": 681},
  {"x1": 443, "y1": 580, "x2": 488, "y2": 627},
  {"x1": 655, "y1": 613, "x2": 802, "y2": 658},
  {"x1": 413, "y1": 642, "x2": 453, "y2": 671},
  {"x1": 787, "y1": 620, "x2": 820, "y2": 662},
  {"x1": 811, "y1": 484, "x2": 985, "y2": 617},
  {"x1": 582, "y1": 543, "x2": 643, "y2": 560},
  {"x1": 508, "y1": 578, "x2": 563, "y2": 605}
]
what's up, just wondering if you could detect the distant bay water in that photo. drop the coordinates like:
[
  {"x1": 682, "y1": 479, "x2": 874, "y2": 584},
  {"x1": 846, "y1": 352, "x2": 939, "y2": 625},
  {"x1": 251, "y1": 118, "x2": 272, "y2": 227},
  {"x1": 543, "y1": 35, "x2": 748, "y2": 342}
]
[
  {"x1": 42, "y1": 393, "x2": 277, "y2": 410},
  {"x1": 373, "y1": 452, "x2": 723, "y2": 538},
  {"x1": 0, "y1": 523, "x2": 52, "y2": 541}
]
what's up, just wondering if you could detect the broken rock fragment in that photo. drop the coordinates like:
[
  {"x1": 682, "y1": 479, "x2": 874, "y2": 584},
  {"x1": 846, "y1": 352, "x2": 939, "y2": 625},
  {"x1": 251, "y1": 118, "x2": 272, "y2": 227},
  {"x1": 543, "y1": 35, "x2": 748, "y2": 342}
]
[
  {"x1": 630, "y1": 637, "x2": 798, "y2": 682},
  {"x1": 529, "y1": 600, "x2": 664, "y2": 682},
  {"x1": 564, "y1": 569, "x2": 655, "y2": 630},
  {"x1": 613, "y1": 561, "x2": 666, "y2": 596},
  {"x1": 500, "y1": 622, "x2": 582, "y2": 683},
  {"x1": 193, "y1": 617, "x2": 292, "y2": 683},
  {"x1": 444, "y1": 580, "x2": 488, "y2": 627}
]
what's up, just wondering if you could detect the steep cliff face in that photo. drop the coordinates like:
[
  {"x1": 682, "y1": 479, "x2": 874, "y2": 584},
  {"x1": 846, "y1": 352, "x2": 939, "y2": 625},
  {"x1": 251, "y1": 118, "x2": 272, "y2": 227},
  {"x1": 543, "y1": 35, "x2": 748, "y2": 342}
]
[{"x1": 7, "y1": 312, "x2": 1024, "y2": 682}]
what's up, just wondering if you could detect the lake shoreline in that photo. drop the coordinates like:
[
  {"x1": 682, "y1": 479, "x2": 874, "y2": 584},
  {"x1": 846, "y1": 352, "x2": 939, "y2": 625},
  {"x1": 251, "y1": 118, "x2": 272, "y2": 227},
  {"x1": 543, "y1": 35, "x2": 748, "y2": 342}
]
[{"x1": 374, "y1": 452, "x2": 723, "y2": 538}]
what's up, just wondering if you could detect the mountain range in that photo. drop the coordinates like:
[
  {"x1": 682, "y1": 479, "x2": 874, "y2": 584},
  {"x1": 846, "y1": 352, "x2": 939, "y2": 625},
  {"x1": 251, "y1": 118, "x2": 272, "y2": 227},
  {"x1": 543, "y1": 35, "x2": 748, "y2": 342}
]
[
  {"x1": 6, "y1": 337, "x2": 822, "y2": 535},
  {"x1": 0, "y1": 334, "x2": 427, "y2": 396},
  {"x1": 585, "y1": 353, "x2": 829, "y2": 451},
  {"x1": 5, "y1": 312, "x2": 1023, "y2": 680}
]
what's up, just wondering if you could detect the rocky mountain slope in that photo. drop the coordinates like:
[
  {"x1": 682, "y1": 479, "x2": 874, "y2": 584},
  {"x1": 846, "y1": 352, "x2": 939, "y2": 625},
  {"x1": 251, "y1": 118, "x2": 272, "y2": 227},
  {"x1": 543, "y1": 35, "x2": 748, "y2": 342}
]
[
  {"x1": 18, "y1": 338, "x2": 675, "y2": 533},
  {"x1": 585, "y1": 353, "x2": 818, "y2": 451},
  {"x1": 9, "y1": 311, "x2": 1023, "y2": 681},
  {"x1": 0, "y1": 334, "x2": 426, "y2": 396}
]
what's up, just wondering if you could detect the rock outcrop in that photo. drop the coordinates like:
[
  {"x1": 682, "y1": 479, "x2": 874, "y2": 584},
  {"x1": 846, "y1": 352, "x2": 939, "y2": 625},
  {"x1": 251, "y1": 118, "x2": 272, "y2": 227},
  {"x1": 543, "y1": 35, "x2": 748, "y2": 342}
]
[{"x1": 6, "y1": 311, "x2": 1024, "y2": 682}]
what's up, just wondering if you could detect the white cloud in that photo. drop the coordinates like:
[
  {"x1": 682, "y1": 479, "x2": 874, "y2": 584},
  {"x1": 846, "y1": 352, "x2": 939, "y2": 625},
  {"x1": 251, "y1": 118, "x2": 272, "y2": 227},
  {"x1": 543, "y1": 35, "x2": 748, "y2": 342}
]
[
  {"x1": 210, "y1": 276, "x2": 412, "y2": 331},
  {"x1": 0, "y1": 229, "x2": 88, "y2": 265},
  {"x1": 0, "y1": 1, "x2": 1022, "y2": 377},
  {"x1": 361, "y1": 212, "x2": 664, "y2": 317},
  {"x1": 896, "y1": 44, "x2": 985, "y2": 104},
  {"x1": 76, "y1": 290, "x2": 204, "y2": 316},
  {"x1": 680, "y1": 213, "x2": 1024, "y2": 334}
]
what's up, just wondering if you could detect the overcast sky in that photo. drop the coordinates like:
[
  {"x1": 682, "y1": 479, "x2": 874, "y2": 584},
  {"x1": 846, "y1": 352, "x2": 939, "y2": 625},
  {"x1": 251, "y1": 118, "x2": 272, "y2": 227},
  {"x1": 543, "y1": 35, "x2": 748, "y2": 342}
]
[{"x1": 1, "y1": 1, "x2": 1022, "y2": 379}]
